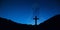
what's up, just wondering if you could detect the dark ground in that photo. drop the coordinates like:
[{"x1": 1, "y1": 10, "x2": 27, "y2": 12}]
[{"x1": 0, "y1": 14, "x2": 60, "y2": 30}]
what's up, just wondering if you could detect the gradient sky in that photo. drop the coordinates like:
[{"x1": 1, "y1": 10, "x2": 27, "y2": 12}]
[{"x1": 0, "y1": 0, "x2": 60, "y2": 25}]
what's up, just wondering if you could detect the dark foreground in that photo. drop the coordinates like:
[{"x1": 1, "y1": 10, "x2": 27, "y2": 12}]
[{"x1": 0, "y1": 15, "x2": 60, "y2": 30}]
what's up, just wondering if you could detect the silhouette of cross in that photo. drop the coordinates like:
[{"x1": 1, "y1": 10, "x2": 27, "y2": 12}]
[{"x1": 33, "y1": 16, "x2": 39, "y2": 25}]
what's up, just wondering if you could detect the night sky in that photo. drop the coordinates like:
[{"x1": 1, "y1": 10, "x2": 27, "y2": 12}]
[{"x1": 0, "y1": 0, "x2": 60, "y2": 25}]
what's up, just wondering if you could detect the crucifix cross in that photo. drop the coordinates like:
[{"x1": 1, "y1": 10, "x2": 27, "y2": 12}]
[{"x1": 33, "y1": 16, "x2": 39, "y2": 25}]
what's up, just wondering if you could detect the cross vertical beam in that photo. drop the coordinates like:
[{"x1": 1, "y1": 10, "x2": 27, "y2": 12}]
[{"x1": 33, "y1": 16, "x2": 39, "y2": 25}]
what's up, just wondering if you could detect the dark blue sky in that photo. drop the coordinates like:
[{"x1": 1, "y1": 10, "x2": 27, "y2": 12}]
[{"x1": 0, "y1": 0, "x2": 60, "y2": 25}]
